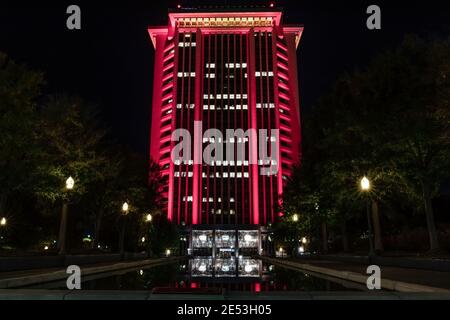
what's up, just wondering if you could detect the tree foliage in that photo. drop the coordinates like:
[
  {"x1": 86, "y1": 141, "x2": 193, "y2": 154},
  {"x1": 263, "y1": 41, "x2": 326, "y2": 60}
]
[
  {"x1": 283, "y1": 36, "x2": 450, "y2": 252},
  {"x1": 0, "y1": 53, "x2": 164, "y2": 253}
]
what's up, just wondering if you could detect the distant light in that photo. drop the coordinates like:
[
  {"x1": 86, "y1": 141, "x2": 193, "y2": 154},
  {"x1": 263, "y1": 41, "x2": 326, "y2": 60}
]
[
  {"x1": 199, "y1": 234, "x2": 207, "y2": 242},
  {"x1": 44, "y1": 246, "x2": 49, "y2": 250},
  {"x1": 139, "y1": 269, "x2": 144, "y2": 276},
  {"x1": 244, "y1": 265, "x2": 253, "y2": 273},
  {"x1": 65, "y1": 176, "x2": 74, "y2": 190},
  {"x1": 177, "y1": 4, "x2": 182, "y2": 9},
  {"x1": 222, "y1": 265, "x2": 230, "y2": 272},
  {"x1": 122, "y1": 202, "x2": 129, "y2": 213},
  {"x1": 360, "y1": 176, "x2": 371, "y2": 191},
  {"x1": 269, "y1": 2, "x2": 275, "y2": 7},
  {"x1": 0, "y1": 217, "x2": 6, "y2": 226},
  {"x1": 301, "y1": 237, "x2": 307, "y2": 244},
  {"x1": 141, "y1": 237, "x2": 146, "y2": 243},
  {"x1": 292, "y1": 214, "x2": 299, "y2": 222},
  {"x1": 97, "y1": 244, "x2": 101, "y2": 249},
  {"x1": 299, "y1": 246, "x2": 305, "y2": 253},
  {"x1": 279, "y1": 247, "x2": 283, "y2": 252},
  {"x1": 244, "y1": 234, "x2": 252, "y2": 242},
  {"x1": 166, "y1": 249, "x2": 171, "y2": 256},
  {"x1": 83, "y1": 237, "x2": 92, "y2": 243},
  {"x1": 145, "y1": 214, "x2": 152, "y2": 222},
  {"x1": 198, "y1": 264, "x2": 206, "y2": 272},
  {"x1": 222, "y1": 235, "x2": 230, "y2": 241}
]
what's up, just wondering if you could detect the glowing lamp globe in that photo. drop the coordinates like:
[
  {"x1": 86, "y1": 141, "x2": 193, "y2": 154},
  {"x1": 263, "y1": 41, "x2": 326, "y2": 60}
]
[
  {"x1": 65, "y1": 176, "x2": 74, "y2": 190},
  {"x1": 360, "y1": 176, "x2": 370, "y2": 191}
]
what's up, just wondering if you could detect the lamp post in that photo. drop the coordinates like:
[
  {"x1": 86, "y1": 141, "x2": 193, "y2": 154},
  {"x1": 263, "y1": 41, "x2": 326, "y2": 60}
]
[
  {"x1": 0, "y1": 217, "x2": 6, "y2": 245},
  {"x1": 58, "y1": 176, "x2": 74, "y2": 255},
  {"x1": 360, "y1": 176, "x2": 375, "y2": 258},
  {"x1": 292, "y1": 214, "x2": 299, "y2": 257},
  {"x1": 145, "y1": 213, "x2": 153, "y2": 258},
  {"x1": 119, "y1": 202, "x2": 129, "y2": 257}
]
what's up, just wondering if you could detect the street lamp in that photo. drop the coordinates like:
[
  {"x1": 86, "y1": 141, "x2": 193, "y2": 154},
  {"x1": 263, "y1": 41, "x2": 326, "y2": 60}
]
[
  {"x1": 360, "y1": 176, "x2": 370, "y2": 191},
  {"x1": 66, "y1": 176, "x2": 74, "y2": 190},
  {"x1": 144, "y1": 213, "x2": 154, "y2": 258},
  {"x1": 360, "y1": 176, "x2": 375, "y2": 258},
  {"x1": 119, "y1": 202, "x2": 130, "y2": 256},
  {"x1": 291, "y1": 214, "x2": 300, "y2": 257},
  {"x1": 122, "y1": 202, "x2": 129, "y2": 214},
  {"x1": 58, "y1": 176, "x2": 75, "y2": 255},
  {"x1": 0, "y1": 217, "x2": 6, "y2": 244}
]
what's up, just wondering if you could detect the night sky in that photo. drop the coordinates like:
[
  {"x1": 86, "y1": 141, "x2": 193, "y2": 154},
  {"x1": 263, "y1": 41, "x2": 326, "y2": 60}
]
[{"x1": 1, "y1": 0, "x2": 449, "y2": 156}]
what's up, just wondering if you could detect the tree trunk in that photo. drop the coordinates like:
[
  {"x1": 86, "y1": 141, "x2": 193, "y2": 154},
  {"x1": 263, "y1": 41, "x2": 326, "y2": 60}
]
[
  {"x1": 371, "y1": 200, "x2": 384, "y2": 253},
  {"x1": 321, "y1": 222, "x2": 328, "y2": 254},
  {"x1": 119, "y1": 216, "x2": 127, "y2": 256},
  {"x1": 422, "y1": 182, "x2": 439, "y2": 251},
  {"x1": 341, "y1": 222, "x2": 350, "y2": 252},
  {"x1": 0, "y1": 193, "x2": 7, "y2": 216},
  {"x1": 92, "y1": 208, "x2": 104, "y2": 249},
  {"x1": 58, "y1": 202, "x2": 69, "y2": 255},
  {"x1": 293, "y1": 233, "x2": 299, "y2": 257},
  {"x1": 0, "y1": 193, "x2": 6, "y2": 244}
]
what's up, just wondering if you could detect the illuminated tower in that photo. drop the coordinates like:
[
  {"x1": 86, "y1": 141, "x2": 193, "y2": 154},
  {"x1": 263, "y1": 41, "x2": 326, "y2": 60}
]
[{"x1": 148, "y1": 5, "x2": 302, "y2": 257}]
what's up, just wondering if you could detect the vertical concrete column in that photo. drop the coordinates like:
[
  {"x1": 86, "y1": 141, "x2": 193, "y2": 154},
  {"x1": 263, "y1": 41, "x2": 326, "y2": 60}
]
[
  {"x1": 247, "y1": 28, "x2": 260, "y2": 225},
  {"x1": 192, "y1": 28, "x2": 203, "y2": 225}
]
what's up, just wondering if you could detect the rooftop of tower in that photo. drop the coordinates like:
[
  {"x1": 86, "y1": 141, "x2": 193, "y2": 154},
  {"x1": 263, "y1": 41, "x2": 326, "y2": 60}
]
[
  {"x1": 169, "y1": 4, "x2": 283, "y2": 14},
  {"x1": 148, "y1": 3, "x2": 303, "y2": 48}
]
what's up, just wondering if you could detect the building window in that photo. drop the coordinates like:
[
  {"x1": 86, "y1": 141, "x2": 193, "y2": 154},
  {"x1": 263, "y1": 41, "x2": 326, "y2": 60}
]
[
  {"x1": 255, "y1": 71, "x2": 274, "y2": 77},
  {"x1": 225, "y1": 63, "x2": 247, "y2": 68},
  {"x1": 178, "y1": 72, "x2": 196, "y2": 77},
  {"x1": 178, "y1": 42, "x2": 196, "y2": 47}
]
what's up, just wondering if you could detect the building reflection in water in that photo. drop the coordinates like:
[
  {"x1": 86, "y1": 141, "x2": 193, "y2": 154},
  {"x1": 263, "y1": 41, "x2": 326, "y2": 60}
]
[
  {"x1": 189, "y1": 229, "x2": 262, "y2": 279},
  {"x1": 190, "y1": 257, "x2": 261, "y2": 277}
]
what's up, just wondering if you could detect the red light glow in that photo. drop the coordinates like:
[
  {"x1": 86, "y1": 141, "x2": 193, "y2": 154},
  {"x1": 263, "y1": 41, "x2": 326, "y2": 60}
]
[{"x1": 148, "y1": 10, "x2": 303, "y2": 227}]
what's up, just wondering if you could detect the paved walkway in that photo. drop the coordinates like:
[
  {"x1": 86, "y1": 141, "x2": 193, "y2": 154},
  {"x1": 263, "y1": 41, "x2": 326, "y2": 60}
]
[
  {"x1": 262, "y1": 257, "x2": 450, "y2": 292},
  {"x1": 0, "y1": 257, "x2": 179, "y2": 288},
  {"x1": 301, "y1": 259, "x2": 450, "y2": 290},
  {"x1": 1, "y1": 289, "x2": 450, "y2": 300}
]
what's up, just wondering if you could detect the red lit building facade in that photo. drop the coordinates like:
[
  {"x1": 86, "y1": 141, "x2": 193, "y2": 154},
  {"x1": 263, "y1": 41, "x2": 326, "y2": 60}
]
[{"x1": 148, "y1": 7, "x2": 302, "y2": 262}]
